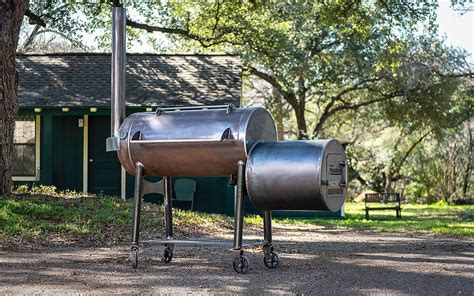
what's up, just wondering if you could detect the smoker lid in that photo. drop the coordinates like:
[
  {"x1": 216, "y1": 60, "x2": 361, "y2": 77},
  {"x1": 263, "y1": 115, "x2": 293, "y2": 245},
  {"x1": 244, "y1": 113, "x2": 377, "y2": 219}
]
[{"x1": 243, "y1": 108, "x2": 277, "y2": 154}]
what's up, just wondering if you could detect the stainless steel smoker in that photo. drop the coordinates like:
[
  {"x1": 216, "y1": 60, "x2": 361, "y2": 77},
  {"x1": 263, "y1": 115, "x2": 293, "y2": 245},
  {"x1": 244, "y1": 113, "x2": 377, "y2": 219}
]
[{"x1": 107, "y1": 7, "x2": 347, "y2": 274}]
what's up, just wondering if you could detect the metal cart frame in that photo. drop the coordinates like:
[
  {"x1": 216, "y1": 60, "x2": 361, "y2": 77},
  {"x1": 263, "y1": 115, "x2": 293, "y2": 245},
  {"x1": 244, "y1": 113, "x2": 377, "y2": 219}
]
[{"x1": 128, "y1": 160, "x2": 279, "y2": 274}]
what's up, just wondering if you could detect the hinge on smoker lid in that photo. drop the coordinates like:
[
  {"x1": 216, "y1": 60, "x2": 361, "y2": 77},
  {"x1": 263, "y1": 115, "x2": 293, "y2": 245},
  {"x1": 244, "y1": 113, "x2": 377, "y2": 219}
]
[
  {"x1": 155, "y1": 107, "x2": 164, "y2": 116},
  {"x1": 221, "y1": 127, "x2": 235, "y2": 141},
  {"x1": 226, "y1": 103, "x2": 236, "y2": 113},
  {"x1": 131, "y1": 131, "x2": 143, "y2": 141},
  {"x1": 119, "y1": 129, "x2": 128, "y2": 140}
]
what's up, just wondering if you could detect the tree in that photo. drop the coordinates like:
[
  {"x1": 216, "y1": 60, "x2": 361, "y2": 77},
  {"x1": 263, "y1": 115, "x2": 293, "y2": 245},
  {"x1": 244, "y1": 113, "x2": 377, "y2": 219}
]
[
  {"x1": 2, "y1": 0, "x2": 472, "y2": 195},
  {"x1": 130, "y1": 1, "x2": 472, "y2": 139},
  {"x1": 0, "y1": 1, "x2": 28, "y2": 194},
  {"x1": 461, "y1": 123, "x2": 473, "y2": 199},
  {"x1": 405, "y1": 124, "x2": 474, "y2": 202},
  {"x1": 22, "y1": 1, "x2": 473, "y2": 136}
]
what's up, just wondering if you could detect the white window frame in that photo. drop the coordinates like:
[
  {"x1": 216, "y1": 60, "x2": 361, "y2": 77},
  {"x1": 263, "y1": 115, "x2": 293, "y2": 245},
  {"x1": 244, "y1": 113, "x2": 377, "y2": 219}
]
[{"x1": 13, "y1": 115, "x2": 41, "y2": 181}]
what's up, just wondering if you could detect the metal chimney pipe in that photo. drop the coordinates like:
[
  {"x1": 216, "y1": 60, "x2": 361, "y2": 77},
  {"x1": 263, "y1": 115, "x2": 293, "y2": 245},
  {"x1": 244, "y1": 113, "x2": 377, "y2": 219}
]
[{"x1": 106, "y1": 6, "x2": 126, "y2": 152}]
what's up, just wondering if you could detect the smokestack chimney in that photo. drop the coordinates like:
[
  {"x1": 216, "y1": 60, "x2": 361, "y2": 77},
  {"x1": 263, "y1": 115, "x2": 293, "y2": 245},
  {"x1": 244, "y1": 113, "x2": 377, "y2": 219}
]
[{"x1": 106, "y1": 6, "x2": 127, "y2": 152}]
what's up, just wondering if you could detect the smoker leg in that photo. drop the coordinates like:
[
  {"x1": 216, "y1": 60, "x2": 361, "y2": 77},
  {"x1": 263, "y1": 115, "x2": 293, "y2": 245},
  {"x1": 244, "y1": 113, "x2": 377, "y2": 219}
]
[
  {"x1": 263, "y1": 210, "x2": 272, "y2": 246},
  {"x1": 130, "y1": 162, "x2": 144, "y2": 269},
  {"x1": 232, "y1": 160, "x2": 250, "y2": 274},
  {"x1": 263, "y1": 210, "x2": 279, "y2": 269},
  {"x1": 233, "y1": 161, "x2": 245, "y2": 250},
  {"x1": 162, "y1": 176, "x2": 174, "y2": 263}
]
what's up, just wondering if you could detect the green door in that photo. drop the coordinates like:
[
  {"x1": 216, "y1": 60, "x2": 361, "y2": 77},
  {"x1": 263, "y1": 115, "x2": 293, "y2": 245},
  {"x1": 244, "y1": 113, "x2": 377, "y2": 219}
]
[
  {"x1": 52, "y1": 116, "x2": 83, "y2": 191},
  {"x1": 88, "y1": 116, "x2": 121, "y2": 196}
]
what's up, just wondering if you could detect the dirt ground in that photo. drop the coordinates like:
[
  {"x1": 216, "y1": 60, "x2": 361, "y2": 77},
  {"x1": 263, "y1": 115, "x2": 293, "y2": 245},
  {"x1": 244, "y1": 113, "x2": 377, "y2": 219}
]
[{"x1": 1, "y1": 223, "x2": 473, "y2": 295}]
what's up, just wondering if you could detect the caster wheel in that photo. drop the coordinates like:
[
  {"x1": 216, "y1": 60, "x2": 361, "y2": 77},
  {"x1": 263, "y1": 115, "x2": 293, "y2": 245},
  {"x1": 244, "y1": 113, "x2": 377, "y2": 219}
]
[
  {"x1": 161, "y1": 247, "x2": 173, "y2": 263},
  {"x1": 129, "y1": 249, "x2": 139, "y2": 269},
  {"x1": 233, "y1": 255, "x2": 250, "y2": 274},
  {"x1": 264, "y1": 251, "x2": 279, "y2": 269}
]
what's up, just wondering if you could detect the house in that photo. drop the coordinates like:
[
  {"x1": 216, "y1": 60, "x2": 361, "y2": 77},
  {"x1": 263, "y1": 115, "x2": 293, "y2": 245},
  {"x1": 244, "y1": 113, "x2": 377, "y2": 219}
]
[{"x1": 13, "y1": 53, "x2": 240, "y2": 215}]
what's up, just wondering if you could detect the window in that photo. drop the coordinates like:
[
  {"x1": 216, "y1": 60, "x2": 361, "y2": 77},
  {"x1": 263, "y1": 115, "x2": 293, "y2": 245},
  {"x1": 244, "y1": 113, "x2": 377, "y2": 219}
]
[{"x1": 13, "y1": 115, "x2": 39, "y2": 179}]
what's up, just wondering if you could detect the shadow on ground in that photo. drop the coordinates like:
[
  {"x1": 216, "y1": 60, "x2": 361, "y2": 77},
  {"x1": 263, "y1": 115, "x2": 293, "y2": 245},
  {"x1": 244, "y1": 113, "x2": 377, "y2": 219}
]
[{"x1": 1, "y1": 227, "x2": 473, "y2": 295}]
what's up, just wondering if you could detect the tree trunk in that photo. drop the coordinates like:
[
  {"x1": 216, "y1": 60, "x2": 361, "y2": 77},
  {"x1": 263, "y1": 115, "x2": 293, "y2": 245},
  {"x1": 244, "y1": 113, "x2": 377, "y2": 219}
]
[
  {"x1": 270, "y1": 88, "x2": 285, "y2": 140},
  {"x1": 0, "y1": 0, "x2": 28, "y2": 195},
  {"x1": 313, "y1": 114, "x2": 328, "y2": 138},
  {"x1": 294, "y1": 102, "x2": 307, "y2": 140},
  {"x1": 462, "y1": 125, "x2": 473, "y2": 198},
  {"x1": 292, "y1": 76, "x2": 308, "y2": 140},
  {"x1": 384, "y1": 131, "x2": 430, "y2": 193}
]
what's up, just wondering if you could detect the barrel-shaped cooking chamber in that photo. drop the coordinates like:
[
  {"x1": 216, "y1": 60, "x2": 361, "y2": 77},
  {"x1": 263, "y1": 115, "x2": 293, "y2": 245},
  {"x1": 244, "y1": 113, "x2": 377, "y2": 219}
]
[
  {"x1": 245, "y1": 140, "x2": 347, "y2": 212},
  {"x1": 117, "y1": 107, "x2": 277, "y2": 176}
]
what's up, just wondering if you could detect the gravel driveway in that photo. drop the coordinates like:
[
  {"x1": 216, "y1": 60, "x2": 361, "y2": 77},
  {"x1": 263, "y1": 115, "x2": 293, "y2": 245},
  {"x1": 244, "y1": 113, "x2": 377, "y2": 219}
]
[{"x1": 1, "y1": 223, "x2": 473, "y2": 295}]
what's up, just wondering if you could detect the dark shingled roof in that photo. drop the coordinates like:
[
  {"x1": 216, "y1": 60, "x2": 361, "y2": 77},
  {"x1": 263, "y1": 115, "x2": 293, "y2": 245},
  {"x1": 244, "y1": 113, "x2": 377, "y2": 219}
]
[{"x1": 16, "y1": 53, "x2": 241, "y2": 107}]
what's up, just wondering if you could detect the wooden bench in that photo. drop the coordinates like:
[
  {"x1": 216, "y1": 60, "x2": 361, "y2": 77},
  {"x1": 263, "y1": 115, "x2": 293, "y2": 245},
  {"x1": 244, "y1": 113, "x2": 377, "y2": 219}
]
[{"x1": 365, "y1": 192, "x2": 401, "y2": 219}]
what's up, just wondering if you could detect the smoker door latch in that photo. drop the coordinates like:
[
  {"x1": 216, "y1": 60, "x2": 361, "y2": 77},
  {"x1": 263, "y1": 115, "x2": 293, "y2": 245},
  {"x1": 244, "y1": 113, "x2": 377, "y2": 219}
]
[{"x1": 339, "y1": 161, "x2": 348, "y2": 187}]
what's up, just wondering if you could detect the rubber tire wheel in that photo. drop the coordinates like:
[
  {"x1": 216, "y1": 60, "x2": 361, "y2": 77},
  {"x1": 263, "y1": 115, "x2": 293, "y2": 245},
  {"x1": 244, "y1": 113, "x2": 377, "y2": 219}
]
[
  {"x1": 161, "y1": 248, "x2": 173, "y2": 263},
  {"x1": 264, "y1": 252, "x2": 279, "y2": 269},
  {"x1": 130, "y1": 250, "x2": 139, "y2": 269},
  {"x1": 233, "y1": 255, "x2": 250, "y2": 274}
]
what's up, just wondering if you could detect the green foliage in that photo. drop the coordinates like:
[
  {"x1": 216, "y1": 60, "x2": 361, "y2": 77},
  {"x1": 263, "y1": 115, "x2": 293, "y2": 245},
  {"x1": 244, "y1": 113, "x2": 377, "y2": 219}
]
[
  {"x1": 20, "y1": 1, "x2": 474, "y2": 203},
  {"x1": 405, "y1": 124, "x2": 474, "y2": 202},
  {"x1": 23, "y1": 1, "x2": 471, "y2": 134}
]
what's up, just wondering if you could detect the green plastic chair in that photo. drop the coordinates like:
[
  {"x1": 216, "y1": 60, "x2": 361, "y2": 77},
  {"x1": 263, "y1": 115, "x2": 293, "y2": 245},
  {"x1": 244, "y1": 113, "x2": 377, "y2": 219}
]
[{"x1": 174, "y1": 178, "x2": 196, "y2": 210}]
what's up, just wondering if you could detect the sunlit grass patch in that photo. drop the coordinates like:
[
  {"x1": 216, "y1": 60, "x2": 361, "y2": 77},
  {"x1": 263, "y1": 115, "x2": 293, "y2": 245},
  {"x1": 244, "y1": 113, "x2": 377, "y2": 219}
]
[{"x1": 276, "y1": 202, "x2": 474, "y2": 237}]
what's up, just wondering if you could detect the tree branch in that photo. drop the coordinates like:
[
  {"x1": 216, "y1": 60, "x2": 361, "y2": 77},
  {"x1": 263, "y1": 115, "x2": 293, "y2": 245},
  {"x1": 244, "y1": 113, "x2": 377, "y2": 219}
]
[
  {"x1": 125, "y1": 18, "x2": 190, "y2": 35},
  {"x1": 212, "y1": 0, "x2": 222, "y2": 35},
  {"x1": 125, "y1": 18, "x2": 243, "y2": 48},
  {"x1": 390, "y1": 129, "x2": 432, "y2": 180},
  {"x1": 18, "y1": 24, "x2": 42, "y2": 52},
  {"x1": 25, "y1": 9, "x2": 46, "y2": 27},
  {"x1": 35, "y1": 29, "x2": 89, "y2": 51},
  {"x1": 249, "y1": 67, "x2": 298, "y2": 107},
  {"x1": 331, "y1": 77, "x2": 382, "y2": 102},
  {"x1": 411, "y1": 61, "x2": 474, "y2": 78},
  {"x1": 312, "y1": 78, "x2": 390, "y2": 137}
]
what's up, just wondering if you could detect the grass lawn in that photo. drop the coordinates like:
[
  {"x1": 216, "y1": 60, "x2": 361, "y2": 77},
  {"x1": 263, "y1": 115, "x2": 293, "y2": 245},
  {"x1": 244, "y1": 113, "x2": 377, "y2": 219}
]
[
  {"x1": 273, "y1": 202, "x2": 474, "y2": 237},
  {"x1": 1, "y1": 189, "x2": 473, "y2": 246},
  {"x1": 0, "y1": 190, "x2": 239, "y2": 246}
]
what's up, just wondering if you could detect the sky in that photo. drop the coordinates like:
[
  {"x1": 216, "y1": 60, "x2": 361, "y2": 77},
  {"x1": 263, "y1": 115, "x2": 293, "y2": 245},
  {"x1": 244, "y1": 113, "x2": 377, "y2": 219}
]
[{"x1": 436, "y1": 0, "x2": 474, "y2": 55}]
